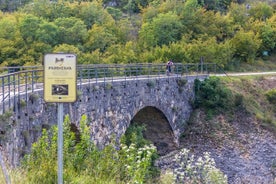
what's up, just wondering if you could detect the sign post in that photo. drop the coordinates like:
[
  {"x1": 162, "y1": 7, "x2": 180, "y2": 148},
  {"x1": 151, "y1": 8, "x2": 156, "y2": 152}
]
[
  {"x1": 57, "y1": 103, "x2": 63, "y2": 184},
  {"x1": 44, "y1": 53, "x2": 77, "y2": 184}
]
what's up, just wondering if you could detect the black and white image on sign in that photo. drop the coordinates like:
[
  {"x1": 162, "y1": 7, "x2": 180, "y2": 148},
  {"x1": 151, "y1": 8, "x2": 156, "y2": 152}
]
[{"x1": 52, "y1": 84, "x2": 68, "y2": 95}]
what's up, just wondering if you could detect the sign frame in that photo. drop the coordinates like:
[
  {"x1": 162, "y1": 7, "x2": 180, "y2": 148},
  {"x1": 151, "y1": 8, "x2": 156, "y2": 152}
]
[{"x1": 43, "y1": 53, "x2": 77, "y2": 103}]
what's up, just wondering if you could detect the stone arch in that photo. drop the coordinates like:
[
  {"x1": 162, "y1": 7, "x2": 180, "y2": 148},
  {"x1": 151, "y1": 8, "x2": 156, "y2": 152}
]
[{"x1": 131, "y1": 106, "x2": 177, "y2": 155}]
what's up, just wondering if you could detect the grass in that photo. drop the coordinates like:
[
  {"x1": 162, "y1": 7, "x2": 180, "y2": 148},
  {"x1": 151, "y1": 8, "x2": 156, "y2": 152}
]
[
  {"x1": 221, "y1": 75, "x2": 276, "y2": 132},
  {"x1": 0, "y1": 167, "x2": 27, "y2": 184},
  {"x1": 224, "y1": 54, "x2": 276, "y2": 72}
]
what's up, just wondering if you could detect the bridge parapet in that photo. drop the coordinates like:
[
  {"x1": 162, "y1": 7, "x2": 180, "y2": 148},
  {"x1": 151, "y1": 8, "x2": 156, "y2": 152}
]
[
  {"x1": 0, "y1": 63, "x2": 212, "y2": 166},
  {"x1": 0, "y1": 63, "x2": 216, "y2": 114}
]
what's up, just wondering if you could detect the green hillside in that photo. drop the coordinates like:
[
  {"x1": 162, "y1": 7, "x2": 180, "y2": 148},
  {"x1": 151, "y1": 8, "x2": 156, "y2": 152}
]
[{"x1": 0, "y1": 0, "x2": 275, "y2": 71}]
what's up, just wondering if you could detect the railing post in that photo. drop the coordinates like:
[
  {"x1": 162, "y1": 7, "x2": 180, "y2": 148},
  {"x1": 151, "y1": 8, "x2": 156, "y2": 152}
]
[
  {"x1": 185, "y1": 64, "x2": 188, "y2": 76},
  {"x1": 18, "y1": 74, "x2": 20, "y2": 112},
  {"x1": 95, "y1": 67, "x2": 98, "y2": 85},
  {"x1": 79, "y1": 67, "x2": 82, "y2": 90},
  {"x1": 136, "y1": 64, "x2": 138, "y2": 79},
  {"x1": 8, "y1": 75, "x2": 10, "y2": 110},
  {"x1": 176, "y1": 64, "x2": 179, "y2": 77},
  {"x1": 1, "y1": 77, "x2": 4, "y2": 113},
  {"x1": 104, "y1": 67, "x2": 106, "y2": 87},
  {"x1": 13, "y1": 73, "x2": 16, "y2": 111},
  {"x1": 32, "y1": 70, "x2": 34, "y2": 93},
  {"x1": 88, "y1": 68, "x2": 91, "y2": 88},
  {"x1": 124, "y1": 66, "x2": 126, "y2": 84},
  {"x1": 25, "y1": 72, "x2": 28, "y2": 106}
]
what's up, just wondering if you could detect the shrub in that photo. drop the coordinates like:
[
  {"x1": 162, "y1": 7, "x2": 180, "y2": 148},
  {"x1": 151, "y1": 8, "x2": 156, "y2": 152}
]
[
  {"x1": 177, "y1": 78, "x2": 187, "y2": 87},
  {"x1": 122, "y1": 122, "x2": 150, "y2": 148},
  {"x1": 147, "y1": 80, "x2": 156, "y2": 88},
  {"x1": 172, "y1": 148, "x2": 228, "y2": 184},
  {"x1": 265, "y1": 89, "x2": 276, "y2": 104},
  {"x1": 194, "y1": 77, "x2": 234, "y2": 112},
  {"x1": 121, "y1": 122, "x2": 159, "y2": 180},
  {"x1": 21, "y1": 115, "x2": 157, "y2": 184}
]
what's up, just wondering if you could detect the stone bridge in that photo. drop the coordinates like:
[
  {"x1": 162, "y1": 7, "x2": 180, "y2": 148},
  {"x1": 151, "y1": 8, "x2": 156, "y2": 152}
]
[{"x1": 0, "y1": 63, "x2": 212, "y2": 166}]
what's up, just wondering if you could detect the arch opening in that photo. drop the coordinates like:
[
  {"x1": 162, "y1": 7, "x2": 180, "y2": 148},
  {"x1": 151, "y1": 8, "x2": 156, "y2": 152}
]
[{"x1": 130, "y1": 106, "x2": 177, "y2": 155}]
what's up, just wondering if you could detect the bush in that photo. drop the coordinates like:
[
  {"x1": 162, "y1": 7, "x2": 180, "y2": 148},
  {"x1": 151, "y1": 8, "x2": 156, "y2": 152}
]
[
  {"x1": 194, "y1": 77, "x2": 234, "y2": 112},
  {"x1": 21, "y1": 115, "x2": 157, "y2": 184},
  {"x1": 172, "y1": 148, "x2": 228, "y2": 184},
  {"x1": 265, "y1": 89, "x2": 276, "y2": 104}
]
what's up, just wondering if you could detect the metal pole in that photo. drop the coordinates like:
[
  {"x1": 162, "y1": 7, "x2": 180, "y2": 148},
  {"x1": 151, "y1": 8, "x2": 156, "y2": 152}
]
[{"x1": 57, "y1": 103, "x2": 64, "y2": 184}]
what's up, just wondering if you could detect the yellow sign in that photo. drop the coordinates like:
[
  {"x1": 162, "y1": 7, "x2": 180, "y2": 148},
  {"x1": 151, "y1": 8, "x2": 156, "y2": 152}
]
[{"x1": 44, "y1": 53, "x2": 77, "y2": 102}]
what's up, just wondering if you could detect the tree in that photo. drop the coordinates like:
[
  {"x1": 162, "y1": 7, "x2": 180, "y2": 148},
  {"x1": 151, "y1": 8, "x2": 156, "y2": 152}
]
[
  {"x1": 76, "y1": 2, "x2": 115, "y2": 29},
  {"x1": 84, "y1": 24, "x2": 117, "y2": 52},
  {"x1": 0, "y1": 39, "x2": 17, "y2": 65},
  {"x1": 19, "y1": 14, "x2": 42, "y2": 43},
  {"x1": 103, "y1": 42, "x2": 138, "y2": 64},
  {"x1": 0, "y1": 0, "x2": 31, "y2": 12},
  {"x1": 184, "y1": 36, "x2": 233, "y2": 65},
  {"x1": 53, "y1": 44, "x2": 81, "y2": 55},
  {"x1": 54, "y1": 17, "x2": 88, "y2": 46},
  {"x1": 186, "y1": 8, "x2": 233, "y2": 42},
  {"x1": 249, "y1": 20, "x2": 276, "y2": 52},
  {"x1": 180, "y1": 0, "x2": 203, "y2": 36},
  {"x1": 106, "y1": 7, "x2": 123, "y2": 21},
  {"x1": 139, "y1": 11, "x2": 182, "y2": 47},
  {"x1": 230, "y1": 29, "x2": 261, "y2": 62},
  {"x1": 21, "y1": 0, "x2": 71, "y2": 21},
  {"x1": 248, "y1": 2, "x2": 273, "y2": 21},
  {"x1": 199, "y1": 0, "x2": 232, "y2": 12},
  {"x1": 35, "y1": 22, "x2": 59, "y2": 46},
  {"x1": 0, "y1": 15, "x2": 17, "y2": 40}
]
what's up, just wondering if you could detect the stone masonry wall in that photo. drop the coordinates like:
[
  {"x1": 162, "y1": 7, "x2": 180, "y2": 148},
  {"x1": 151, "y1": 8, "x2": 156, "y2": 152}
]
[{"x1": 1, "y1": 76, "x2": 204, "y2": 166}]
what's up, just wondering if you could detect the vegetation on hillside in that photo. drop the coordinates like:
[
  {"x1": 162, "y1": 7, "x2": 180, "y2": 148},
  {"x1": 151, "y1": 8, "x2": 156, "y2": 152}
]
[
  {"x1": 0, "y1": 0, "x2": 275, "y2": 69},
  {"x1": 182, "y1": 75, "x2": 276, "y2": 183},
  {"x1": 193, "y1": 75, "x2": 276, "y2": 131}
]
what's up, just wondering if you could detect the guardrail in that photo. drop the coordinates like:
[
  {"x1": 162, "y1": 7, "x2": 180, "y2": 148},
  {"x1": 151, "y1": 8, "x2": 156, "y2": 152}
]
[{"x1": 0, "y1": 63, "x2": 217, "y2": 114}]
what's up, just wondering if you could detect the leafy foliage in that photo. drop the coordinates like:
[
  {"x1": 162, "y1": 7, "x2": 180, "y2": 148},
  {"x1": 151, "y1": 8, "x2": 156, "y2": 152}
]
[
  {"x1": 230, "y1": 29, "x2": 261, "y2": 62},
  {"x1": 172, "y1": 148, "x2": 227, "y2": 184},
  {"x1": 194, "y1": 77, "x2": 234, "y2": 112},
  {"x1": 139, "y1": 11, "x2": 183, "y2": 48},
  {"x1": 265, "y1": 89, "x2": 276, "y2": 104},
  {"x1": 21, "y1": 115, "x2": 157, "y2": 183},
  {"x1": 0, "y1": 0, "x2": 275, "y2": 68}
]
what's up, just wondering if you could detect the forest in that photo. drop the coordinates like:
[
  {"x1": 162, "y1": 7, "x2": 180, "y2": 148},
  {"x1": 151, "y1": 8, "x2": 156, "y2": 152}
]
[{"x1": 0, "y1": 0, "x2": 275, "y2": 68}]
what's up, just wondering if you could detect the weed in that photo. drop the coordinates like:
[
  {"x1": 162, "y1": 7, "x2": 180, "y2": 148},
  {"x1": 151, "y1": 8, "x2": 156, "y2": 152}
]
[
  {"x1": 92, "y1": 85, "x2": 100, "y2": 91},
  {"x1": 19, "y1": 99, "x2": 26, "y2": 108},
  {"x1": 147, "y1": 80, "x2": 156, "y2": 88},
  {"x1": 77, "y1": 90, "x2": 83, "y2": 101},
  {"x1": 105, "y1": 83, "x2": 113, "y2": 90},
  {"x1": 172, "y1": 106, "x2": 178, "y2": 112},
  {"x1": 29, "y1": 93, "x2": 39, "y2": 104},
  {"x1": 177, "y1": 78, "x2": 187, "y2": 87}
]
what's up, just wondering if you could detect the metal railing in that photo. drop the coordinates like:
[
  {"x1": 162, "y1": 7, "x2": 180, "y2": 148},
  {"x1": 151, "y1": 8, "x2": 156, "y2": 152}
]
[{"x1": 0, "y1": 63, "x2": 217, "y2": 114}]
